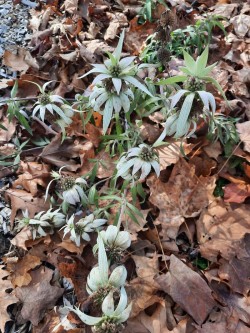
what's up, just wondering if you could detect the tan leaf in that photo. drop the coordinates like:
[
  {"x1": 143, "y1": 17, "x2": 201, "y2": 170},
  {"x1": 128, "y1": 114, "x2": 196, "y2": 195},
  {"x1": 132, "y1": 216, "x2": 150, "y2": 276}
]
[
  {"x1": 11, "y1": 227, "x2": 33, "y2": 250},
  {"x1": 127, "y1": 277, "x2": 162, "y2": 317},
  {"x1": 4, "y1": 254, "x2": 41, "y2": 287},
  {"x1": 0, "y1": 266, "x2": 18, "y2": 333},
  {"x1": 211, "y1": 280, "x2": 250, "y2": 327},
  {"x1": 223, "y1": 183, "x2": 250, "y2": 203},
  {"x1": 13, "y1": 161, "x2": 51, "y2": 196},
  {"x1": 236, "y1": 121, "x2": 250, "y2": 153},
  {"x1": 40, "y1": 134, "x2": 94, "y2": 171},
  {"x1": 203, "y1": 141, "x2": 222, "y2": 161},
  {"x1": 3, "y1": 48, "x2": 29, "y2": 72},
  {"x1": 0, "y1": 117, "x2": 16, "y2": 142},
  {"x1": 64, "y1": 0, "x2": 79, "y2": 14},
  {"x1": 155, "y1": 255, "x2": 216, "y2": 325},
  {"x1": 5, "y1": 189, "x2": 49, "y2": 227},
  {"x1": 230, "y1": 14, "x2": 250, "y2": 38},
  {"x1": 132, "y1": 253, "x2": 159, "y2": 286},
  {"x1": 15, "y1": 266, "x2": 64, "y2": 326},
  {"x1": 147, "y1": 159, "x2": 216, "y2": 249},
  {"x1": 197, "y1": 200, "x2": 250, "y2": 261}
]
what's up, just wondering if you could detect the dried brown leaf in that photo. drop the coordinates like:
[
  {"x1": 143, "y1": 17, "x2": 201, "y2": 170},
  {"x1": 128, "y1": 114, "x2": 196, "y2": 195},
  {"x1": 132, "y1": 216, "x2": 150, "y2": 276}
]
[
  {"x1": 0, "y1": 266, "x2": 18, "y2": 333},
  {"x1": 147, "y1": 159, "x2": 215, "y2": 249},
  {"x1": 13, "y1": 161, "x2": 51, "y2": 196},
  {"x1": 5, "y1": 189, "x2": 49, "y2": 228},
  {"x1": 197, "y1": 200, "x2": 250, "y2": 261},
  {"x1": 156, "y1": 255, "x2": 216, "y2": 325},
  {"x1": 0, "y1": 117, "x2": 16, "y2": 142},
  {"x1": 15, "y1": 266, "x2": 64, "y2": 326},
  {"x1": 236, "y1": 121, "x2": 250, "y2": 153},
  {"x1": 5, "y1": 254, "x2": 41, "y2": 287}
]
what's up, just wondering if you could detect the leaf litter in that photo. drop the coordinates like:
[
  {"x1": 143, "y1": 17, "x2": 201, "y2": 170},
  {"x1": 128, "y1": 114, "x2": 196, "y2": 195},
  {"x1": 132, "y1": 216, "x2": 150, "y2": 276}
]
[{"x1": 0, "y1": 0, "x2": 250, "y2": 332}]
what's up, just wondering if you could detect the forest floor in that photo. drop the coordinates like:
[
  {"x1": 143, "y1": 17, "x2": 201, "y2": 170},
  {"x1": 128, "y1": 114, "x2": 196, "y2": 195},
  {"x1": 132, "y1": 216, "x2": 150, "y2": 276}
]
[{"x1": 0, "y1": 0, "x2": 250, "y2": 333}]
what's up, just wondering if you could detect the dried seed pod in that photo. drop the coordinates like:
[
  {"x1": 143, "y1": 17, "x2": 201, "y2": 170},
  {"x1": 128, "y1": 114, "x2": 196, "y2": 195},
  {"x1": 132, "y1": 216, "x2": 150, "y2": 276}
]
[
  {"x1": 157, "y1": 48, "x2": 171, "y2": 65},
  {"x1": 155, "y1": 26, "x2": 170, "y2": 43},
  {"x1": 159, "y1": 9, "x2": 177, "y2": 28}
]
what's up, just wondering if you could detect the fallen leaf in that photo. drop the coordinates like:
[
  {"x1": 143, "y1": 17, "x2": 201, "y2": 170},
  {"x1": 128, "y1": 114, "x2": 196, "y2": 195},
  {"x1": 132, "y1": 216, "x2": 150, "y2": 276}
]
[
  {"x1": 11, "y1": 227, "x2": 33, "y2": 250},
  {"x1": 127, "y1": 277, "x2": 162, "y2": 317},
  {"x1": 155, "y1": 141, "x2": 193, "y2": 170},
  {"x1": 5, "y1": 254, "x2": 41, "y2": 287},
  {"x1": 3, "y1": 48, "x2": 29, "y2": 72},
  {"x1": 223, "y1": 183, "x2": 250, "y2": 203},
  {"x1": 156, "y1": 255, "x2": 216, "y2": 325},
  {"x1": 13, "y1": 161, "x2": 51, "y2": 196},
  {"x1": 230, "y1": 14, "x2": 250, "y2": 38},
  {"x1": 203, "y1": 141, "x2": 222, "y2": 161},
  {"x1": 236, "y1": 121, "x2": 250, "y2": 153},
  {"x1": 5, "y1": 189, "x2": 49, "y2": 227},
  {"x1": 0, "y1": 117, "x2": 16, "y2": 142},
  {"x1": 211, "y1": 280, "x2": 250, "y2": 327},
  {"x1": 64, "y1": 0, "x2": 79, "y2": 14},
  {"x1": 147, "y1": 159, "x2": 215, "y2": 249},
  {"x1": 197, "y1": 200, "x2": 250, "y2": 261},
  {"x1": 0, "y1": 266, "x2": 18, "y2": 333},
  {"x1": 15, "y1": 266, "x2": 64, "y2": 326}
]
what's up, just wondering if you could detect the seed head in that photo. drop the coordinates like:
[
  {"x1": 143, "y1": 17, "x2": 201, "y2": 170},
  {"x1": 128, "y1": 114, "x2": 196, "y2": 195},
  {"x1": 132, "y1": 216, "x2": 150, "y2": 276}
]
[
  {"x1": 57, "y1": 176, "x2": 75, "y2": 192},
  {"x1": 139, "y1": 146, "x2": 156, "y2": 162},
  {"x1": 38, "y1": 94, "x2": 51, "y2": 106},
  {"x1": 157, "y1": 48, "x2": 171, "y2": 65},
  {"x1": 184, "y1": 77, "x2": 205, "y2": 92},
  {"x1": 110, "y1": 64, "x2": 121, "y2": 77},
  {"x1": 160, "y1": 10, "x2": 176, "y2": 28}
]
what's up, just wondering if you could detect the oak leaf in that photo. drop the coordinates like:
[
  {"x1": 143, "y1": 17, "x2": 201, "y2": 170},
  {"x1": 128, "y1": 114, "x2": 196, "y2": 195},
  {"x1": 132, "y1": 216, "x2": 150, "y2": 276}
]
[
  {"x1": 0, "y1": 266, "x2": 18, "y2": 333},
  {"x1": 236, "y1": 121, "x2": 250, "y2": 153},
  {"x1": 147, "y1": 159, "x2": 215, "y2": 249},
  {"x1": 13, "y1": 161, "x2": 51, "y2": 196},
  {"x1": 197, "y1": 200, "x2": 250, "y2": 261},
  {"x1": 15, "y1": 266, "x2": 64, "y2": 326},
  {"x1": 155, "y1": 255, "x2": 216, "y2": 325},
  {"x1": 5, "y1": 254, "x2": 41, "y2": 287},
  {"x1": 5, "y1": 189, "x2": 49, "y2": 227}
]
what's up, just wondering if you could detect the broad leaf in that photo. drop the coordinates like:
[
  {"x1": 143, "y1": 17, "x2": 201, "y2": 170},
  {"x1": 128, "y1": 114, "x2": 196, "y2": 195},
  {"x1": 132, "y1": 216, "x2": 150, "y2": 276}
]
[{"x1": 176, "y1": 92, "x2": 195, "y2": 137}]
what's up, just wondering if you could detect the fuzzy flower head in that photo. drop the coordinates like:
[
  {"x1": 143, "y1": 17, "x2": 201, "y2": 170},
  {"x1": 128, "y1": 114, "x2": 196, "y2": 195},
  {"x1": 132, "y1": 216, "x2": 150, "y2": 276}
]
[
  {"x1": 62, "y1": 214, "x2": 107, "y2": 246},
  {"x1": 116, "y1": 144, "x2": 160, "y2": 180},
  {"x1": 68, "y1": 286, "x2": 132, "y2": 333},
  {"x1": 86, "y1": 237, "x2": 127, "y2": 301},
  {"x1": 30, "y1": 81, "x2": 69, "y2": 122},
  {"x1": 80, "y1": 29, "x2": 153, "y2": 133},
  {"x1": 16, "y1": 208, "x2": 66, "y2": 239},
  {"x1": 94, "y1": 225, "x2": 131, "y2": 263},
  {"x1": 45, "y1": 167, "x2": 88, "y2": 206}
]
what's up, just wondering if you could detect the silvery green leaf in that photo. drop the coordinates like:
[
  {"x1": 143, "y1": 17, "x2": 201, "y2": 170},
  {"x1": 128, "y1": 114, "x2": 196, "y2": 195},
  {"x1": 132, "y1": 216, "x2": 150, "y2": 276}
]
[
  {"x1": 119, "y1": 56, "x2": 136, "y2": 69},
  {"x1": 115, "y1": 231, "x2": 131, "y2": 249},
  {"x1": 151, "y1": 160, "x2": 160, "y2": 177},
  {"x1": 202, "y1": 76, "x2": 228, "y2": 104},
  {"x1": 122, "y1": 76, "x2": 153, "y2": 97},
  {"x1": 123, "y1": 88, "x2": 134, "y2": 100},
  {"x1": 113, "y1": 29, "x2": 125, "y2": 60},
  {"x1": 112, "y1": 78, "x2": 122, "y2": 94},
  {"x1": 195, "y1": 46, "x2": 209, "y2": 74},
  {"x1": 92, "y1": 64, "x2": 109, "y2": 73},
  {"x1": 97, "y1": 237, "x2": 109, "y2": 284},
  {"x1": 183, "y1": 50, "x2": 196, "y2": 74},
  {"x1": 140, "y1": 162, "x2": 151, "y2": 179},
  {"x1": 102, "y1": 291, "x2": 115, "y2": 316},
  {"x1": 103, "y1": 98, "x2": 114, "y2": 134},
  {"x1": 117, "y1": 302, "x2": 132, "y2": 323},
  {"x1": 109, "y1": 265, "x2": 127, "y2": 287},
  {"x1": 79, "y1": 68, "x2": 107, "y2": 79},
  {"x1": 105, "y1": 225, "x2": 119, "y2": 244},
  {"x1": 87, "y1": 267, "x2": 103, "y2": 292},
  {"x1": 155, "y1": 75, "x2": 187, "y2": 85},
  {"x1": 92, "y1": 74, "x2": 112, "y2": 85},
  {"x1": 113, "y1": 287, "x2": 128, "y2": 316},
  {"x1": 120, "y1": 93, "x2": 130, "y2": 113},
  {"x1": 197, "y1": 91, "x2": 216, "y2": 113},
  {"x1": 199, "y1": 63, "x2": 217, "y2": 77},
  {"x1": 95, "y1": 92, "x2": 109, "y2": 110},
  {"x1": 176, "y1": 93, "x2": 195, "y2": 137},
  {"x1": 90, "y1": 88, "x2": 105, "y2": 101},
  {"x1": 52, "y1": 105, "x2": 69, "y2": 122},
  {"x1": 116, "y1": 158, "x2": 137, "y2": 177},
  {"x1": 112, "y1": 95, "x2": 122, "y2": 113},
  {"x1": 68, "y1": 307, "x2": 101, "y2": 325},
  {"x1": 170, "y1": 90, "x2": 188, "y2": 109}
]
